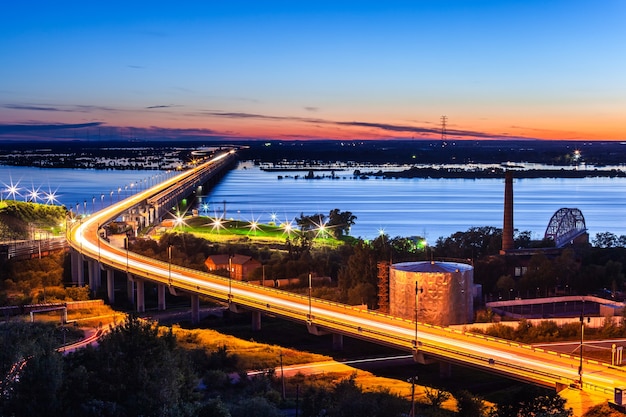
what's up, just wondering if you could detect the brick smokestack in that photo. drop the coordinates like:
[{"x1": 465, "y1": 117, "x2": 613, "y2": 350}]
[{"x1": 501, "y1": 170, "x2": 514, "y2": 254}]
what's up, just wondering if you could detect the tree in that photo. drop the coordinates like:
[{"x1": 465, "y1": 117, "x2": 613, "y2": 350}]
[
  {"x1": 337, "y1": 241, "x2": 378, "y2": 306},
  {"x1": 327, "y1": 209, "x2": 356, "y2": 238},
  {"x1": 61, "y1": 316, "x2": 198, "y2": 417},
  {"x1": 489, "y1": 388, "x2": 572, "y2": 417},
  {"x1": 517, "y1": 253, "x2": 556, "y2": 297},
  {"x1": 496, "y1": 275, "x2": 516, "y2": 299},
  {"x1": 295, "y1": 213, "x2": 326, "y2": 234},
  {"x1": 455, "y1": 390, "x2": 487, "y2": 417},
  {"x1": 593, "y1": 232, "x2": 618, "y2": 248},
  {"x1": 0, "y1": 322, "x2": 65, "y2": 417},
  {"x1": 435, "y1": 226, "x2": 502, "y2": 260},
  {"x1": 424, "y1": 387, "x2": 450, "y2": 408}
]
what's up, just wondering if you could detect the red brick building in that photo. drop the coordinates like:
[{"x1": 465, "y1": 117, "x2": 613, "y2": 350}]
[{"x1": 204, "y1": 254, "x2": 261, "y2": 281}]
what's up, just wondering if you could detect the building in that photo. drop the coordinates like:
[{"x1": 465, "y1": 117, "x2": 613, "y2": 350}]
[{"x1": 204, "y1": 254, "x2": 261, "y2": 281}]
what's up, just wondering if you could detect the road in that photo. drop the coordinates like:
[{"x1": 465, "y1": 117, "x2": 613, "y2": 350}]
[{"x1": 67, "y1": 151, "x2": 626, "y2": 405}]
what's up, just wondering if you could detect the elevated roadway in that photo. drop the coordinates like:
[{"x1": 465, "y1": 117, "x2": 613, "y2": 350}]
[{"x1": 67, "y1": 151, "x2": 625, "y2": 406}]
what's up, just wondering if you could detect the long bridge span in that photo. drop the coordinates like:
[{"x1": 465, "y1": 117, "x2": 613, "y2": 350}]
[{"x1": 67, "y1": 151, "x2": 624, "y2": 408}]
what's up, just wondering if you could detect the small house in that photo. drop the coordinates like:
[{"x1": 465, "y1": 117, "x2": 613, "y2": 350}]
[{"x1": 205, "y1": 254, "x2": 261, "y2": 281}]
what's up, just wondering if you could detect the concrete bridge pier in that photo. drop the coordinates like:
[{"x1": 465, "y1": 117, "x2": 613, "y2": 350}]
[
  {"x1": 251, "y1": 311, "x2": 262, "y2": 331},
  {"x1": 157, "y1": 284, "x2": 166, "y2": 311},
  {"x1": 87, "y1": 260, "x2": 101, "y2": 292},
  {"x1": 439, "y1": 361, "x2": 452, "y2": 379},
  {"x1": 70, "y1": 249, "x2": 84, "y2": 286},
  {"x1": 106, "y1": 269, "x2": 115, "y2": 303},
  {"x1": 127, "y1": 274, "x2": 135, "y2": 306},
  {"x1": 147, "y1": 206, "x2": 156, "y2": 226},
  {"x1": 136, "y1": 278, "x2": 145, "y2": 313},
  {"x1": 191, "y1": 294, "x2": 199, "y2": 324},
  {"x1": 332, "y1": 333, "x2": 344, "y2": 351}
]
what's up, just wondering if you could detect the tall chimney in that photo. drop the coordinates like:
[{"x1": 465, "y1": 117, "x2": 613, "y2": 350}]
[{"x1": 501, "y1": 170, "x2": 514, "y2": 254}]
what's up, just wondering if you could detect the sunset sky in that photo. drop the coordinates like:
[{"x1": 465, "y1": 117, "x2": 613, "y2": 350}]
[{"x1": 1, "y1": 1, "x2": 625, "y2": 142}]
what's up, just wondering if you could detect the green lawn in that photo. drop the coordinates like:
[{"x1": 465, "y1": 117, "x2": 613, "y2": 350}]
[{"x1": 170, "y1": 215, "x2": 345, "y2": 247}]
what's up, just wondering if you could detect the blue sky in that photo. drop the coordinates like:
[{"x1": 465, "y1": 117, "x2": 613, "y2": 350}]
[{"x1": 1, "y1": 1, "x2": 625, "y2": 141}]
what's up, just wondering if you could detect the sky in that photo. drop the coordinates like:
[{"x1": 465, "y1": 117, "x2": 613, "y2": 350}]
[{"x1": 1, "y1": 1, "x2": 625, "y2": 142}]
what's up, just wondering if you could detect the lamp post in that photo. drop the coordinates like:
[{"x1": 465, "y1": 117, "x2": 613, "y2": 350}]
[
  {"x1": 308, "y1": 272, "x2": 312, "y2": 322},
  {"x1": 578, "y1": 298, "x2": 586, "y2": 385},
  {"x1": 97, "y1": 223, "x2": 101, "y2": 261},
  {"x1": 228, "y1": 255, "x2": 232, "y2": 301},
  {"x1": 125, "y1": 236, "x2": 129, "y2": 272},
  {"x1": 168, "y1": 245, "x2": 173, "y2": 286},
  {"x1": 408, "y1": 376, "x2": 418, "y2": 417},
  {"x1": 414, "y1": 281, "x2": 423, "y2": 351}
]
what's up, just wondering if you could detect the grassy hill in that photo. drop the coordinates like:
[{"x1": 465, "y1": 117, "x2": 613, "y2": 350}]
[{"x1": 0, "y1": 200, "x2": 67, "y2": 241}]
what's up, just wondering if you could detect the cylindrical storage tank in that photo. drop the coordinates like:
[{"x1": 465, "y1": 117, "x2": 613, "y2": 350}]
[{"x1": 389, "y1": 261, "x2": 474, "y2": 326}]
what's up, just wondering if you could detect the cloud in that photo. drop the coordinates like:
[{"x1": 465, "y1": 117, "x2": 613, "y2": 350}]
[
  {"x1": 0, "y1": 122, "x2": 103, "y2": 134},
  {"x1": 201, "y1": 110, "x2": 508, "y2": 139},
  {"x1": 3, "y1": 103, "x2": 119, "y2": 113},
  {"x1": 3, "y1": 104, "x2": 64, "y2": 112},
  {"x1": 304, "y1": 106, "x2": 318, "y2": 112},
  {"x1": 146, "y1": 104, "x2": 178, "y2": 109}
]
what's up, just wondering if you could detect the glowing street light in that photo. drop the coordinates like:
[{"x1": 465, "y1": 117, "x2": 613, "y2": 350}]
[
  {"x1": 174, "y1": 214, "x2": 184, "y2": 228},
  {"x1": 26, "y1": 185, "x2": 40, "y2": 202},
  {"x1": 211, "y1": 217, "x2": 224, "y2": 232},
  {"x1": 5, "y1": 178, "x2": 21, "y2": 200},
  {"x1": 44, "y1": 188, "x2": 59, "y2": 205},
  {"x1": 282, "y1": 220, "x2": 294, "y2": 236}
]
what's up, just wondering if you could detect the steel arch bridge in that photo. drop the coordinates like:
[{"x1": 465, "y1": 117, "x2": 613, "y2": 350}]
[{"x1": 544, "y1": 208, "x2": 588, "y2": 248}]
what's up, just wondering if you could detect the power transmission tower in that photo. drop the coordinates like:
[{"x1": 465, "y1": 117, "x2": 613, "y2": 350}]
[{"x1": 440, "y1": 115, "x2": 448, "y2": 146}]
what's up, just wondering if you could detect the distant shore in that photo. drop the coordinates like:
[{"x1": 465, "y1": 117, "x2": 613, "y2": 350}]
[{"x1": 268, "y1": 166, "x2": 626, "y2": 179}]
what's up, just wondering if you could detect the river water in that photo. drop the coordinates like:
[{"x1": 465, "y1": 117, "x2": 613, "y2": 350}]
[
  {"x1": 201, "y1": 162, "x2": 626, "y2": 242},
  {"x1": 1, "y1": 163, "x2": 624, "y2": 242}
]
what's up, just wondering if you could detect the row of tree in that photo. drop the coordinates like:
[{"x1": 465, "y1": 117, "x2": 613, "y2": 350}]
[{"x1": 128, "y1": 222, "x2": 626, "y2": 309}]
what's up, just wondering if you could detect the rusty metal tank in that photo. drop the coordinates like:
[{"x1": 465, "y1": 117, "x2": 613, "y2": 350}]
[{"x1": 389, "y1": 261, "x2": 474, "y2": 326}]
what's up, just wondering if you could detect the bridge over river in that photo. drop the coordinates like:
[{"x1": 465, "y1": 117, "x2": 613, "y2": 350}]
[{"x1": 66, "y1": 150, "x2": 625, "y2": 411}]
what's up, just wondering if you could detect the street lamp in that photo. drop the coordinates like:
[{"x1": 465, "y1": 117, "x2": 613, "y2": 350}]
[
  {"x1": 578, "y1": 298, "x2": 588, "y2": 385},
  {"x1": 414, "y1": 281, "x2": 423, "y2": 351},
  {"x1": 308, "y1": 272, "x2": 312, "y2": 322},
  {"x1": 168, "y1": 245, "x2": 173, "y2": 286},
  {"x1": 407, "y1": 376, "x2": 418, "y2": 417},
  {"x1": 125, "y1": 236, "x2": 129, "y2": 272},
  {"x1": 228, "y1": 255, "x2": 232, "y2": 301}
]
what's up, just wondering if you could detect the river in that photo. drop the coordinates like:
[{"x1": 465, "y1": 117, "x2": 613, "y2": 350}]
[
  {"x1": 200, "y1": 162, "x2": 626, "y2": 242},
  {"x1": 1, "y1": 163, "x2": 624, "y2": 242}
]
